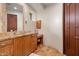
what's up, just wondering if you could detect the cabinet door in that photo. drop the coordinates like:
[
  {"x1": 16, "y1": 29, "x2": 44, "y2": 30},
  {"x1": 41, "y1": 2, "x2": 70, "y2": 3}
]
[
  {"x1": 0, "y1": 45, "x2": 13, "y2": 56},
  {"x1": 30, "y1": 34, "x2": 37, "y2": 52},
  {"x1": 0, "y1": 40, "x2": 13, "y2": 56},
  {"x1": 22, "y1": 35, "x2": 31, "y2": 56},
  {"x1": 13, "y1": 37, "x2": 23, "y2": 56}
]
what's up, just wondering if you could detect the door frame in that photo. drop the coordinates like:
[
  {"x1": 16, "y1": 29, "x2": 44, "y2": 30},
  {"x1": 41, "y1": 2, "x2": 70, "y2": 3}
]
[{"x1": 63, "y1": 3, "x2": 65, "y2": 54}]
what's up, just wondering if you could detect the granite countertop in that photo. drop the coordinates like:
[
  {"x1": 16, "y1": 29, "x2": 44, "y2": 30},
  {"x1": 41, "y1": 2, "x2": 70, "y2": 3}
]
[{"x1": 0, "y1": 32, "x2": 35, "y2": 41}]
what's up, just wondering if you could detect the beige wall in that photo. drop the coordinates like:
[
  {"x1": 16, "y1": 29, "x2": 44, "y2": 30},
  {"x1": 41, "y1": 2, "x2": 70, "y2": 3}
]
[
  {"x1": 42, "y1": 4, "x2": 63, "y2": 53},
  {"x1": 21, "y1": 4, "x2": 36, "y2": 32},
  {"x1": 0, "y1": 3, "x2": 7, "y2": 32},
  {"x1": 33, "y1": 3, "x2": 63, "y2": 53}
]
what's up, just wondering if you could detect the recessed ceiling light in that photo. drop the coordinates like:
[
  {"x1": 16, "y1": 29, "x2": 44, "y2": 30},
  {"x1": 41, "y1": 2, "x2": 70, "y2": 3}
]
[{"x1": 14, "y1": 7, "x2": 17, "y2": 10}]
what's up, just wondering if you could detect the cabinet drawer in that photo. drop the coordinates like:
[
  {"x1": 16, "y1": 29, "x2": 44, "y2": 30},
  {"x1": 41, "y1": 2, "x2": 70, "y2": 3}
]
[
  {"x1": 0, "y1": 39, "x2": 13, "y2": 48},
  {"x1": 0, "y1": 44, "x2": 13, "y2": 56}
]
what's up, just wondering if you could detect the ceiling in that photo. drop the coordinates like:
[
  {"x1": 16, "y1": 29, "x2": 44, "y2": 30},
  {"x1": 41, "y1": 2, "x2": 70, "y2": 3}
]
[
  {"x1": 27, "y1": 3, "x2": 53, "y2": 13},
  {"x1": 6, "y1": 3, "x2": 23, "y2": 13},
  {"x1": 6, "y1": 3, "x2": 53, "y2": 13},
  {"x1": 41, "y1": 3, "x2": 53, "y2": 9}
]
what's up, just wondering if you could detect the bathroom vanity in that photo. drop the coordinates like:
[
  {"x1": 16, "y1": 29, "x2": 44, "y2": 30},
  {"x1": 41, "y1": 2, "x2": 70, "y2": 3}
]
[
  {"x1": 0, "y1": 32, "x2": 37, "y2": 56},
  {"x1": 0, "y1": 3, "x2": 38, "y2": 56}
]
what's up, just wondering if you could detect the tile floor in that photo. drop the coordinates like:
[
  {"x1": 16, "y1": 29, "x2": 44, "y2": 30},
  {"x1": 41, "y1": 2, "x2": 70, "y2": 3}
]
[{"x1": 34, "y1": 45, "x2": 64, "y2": 56}]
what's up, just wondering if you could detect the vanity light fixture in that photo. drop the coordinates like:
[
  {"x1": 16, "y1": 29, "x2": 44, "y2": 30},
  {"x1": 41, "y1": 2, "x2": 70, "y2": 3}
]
[{"x1": 14, "y1": 7, "x2": 17, "y2": 10}]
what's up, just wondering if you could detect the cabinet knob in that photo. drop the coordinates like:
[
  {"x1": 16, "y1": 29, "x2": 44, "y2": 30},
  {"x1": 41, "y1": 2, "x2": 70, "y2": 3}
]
[{"x1": 31, "y1": 34, "x2": 34, "y2": 37}]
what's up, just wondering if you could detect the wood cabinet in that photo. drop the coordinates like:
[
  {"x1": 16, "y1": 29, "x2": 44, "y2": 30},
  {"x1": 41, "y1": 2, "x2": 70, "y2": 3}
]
[
  {"x1": 13, "y1": 37, "x2": 23, "y2": 56},
  {"x1": 30, "y1": 34, "x2": 37, "y2": 52},
  {"x1": 0, "y1": 39, "x2": 13, "y2": 56},
  {"x1": 22, "y1": 35, "x2": 31, "y2": 55},
  {"x1": 0, "y1": 33, "x2": 37, "y2": 56},
  {"x1": 22, "y1": 34, "x2": 37, "y2": 56},
  {"x1": 13, "y1": 33, "x2": 37, "y2": 56},
  {"x1": 37, "y1": 34, "x2": 43, "y2": 45}
]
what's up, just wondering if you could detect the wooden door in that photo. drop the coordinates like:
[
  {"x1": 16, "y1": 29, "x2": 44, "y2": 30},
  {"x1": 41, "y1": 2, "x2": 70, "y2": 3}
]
[
  {"x1": 64, "y1": 3, "x2": 79, "y2": 56},
  {"x1": 22, "y1": 35, "x2": 31, "y2": 56},
  {"x1": 75, "y1": 4, "x2": 79, "y2": 55},
  {"x1": 22, "y1": 34, "x2": 37, "y2": 56},
  {"x1": 13, "y1": 37, "x2": 23, "y2": 56},
  {"x1": 30, "y1": 34, "x2": 37, "y2": 52},
  {"x1": 7, "y1": 14, "x2": 17, "y2": 32},
  {"x1": 64, "y1": 3, "x2": 76, "y2": 56}
]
